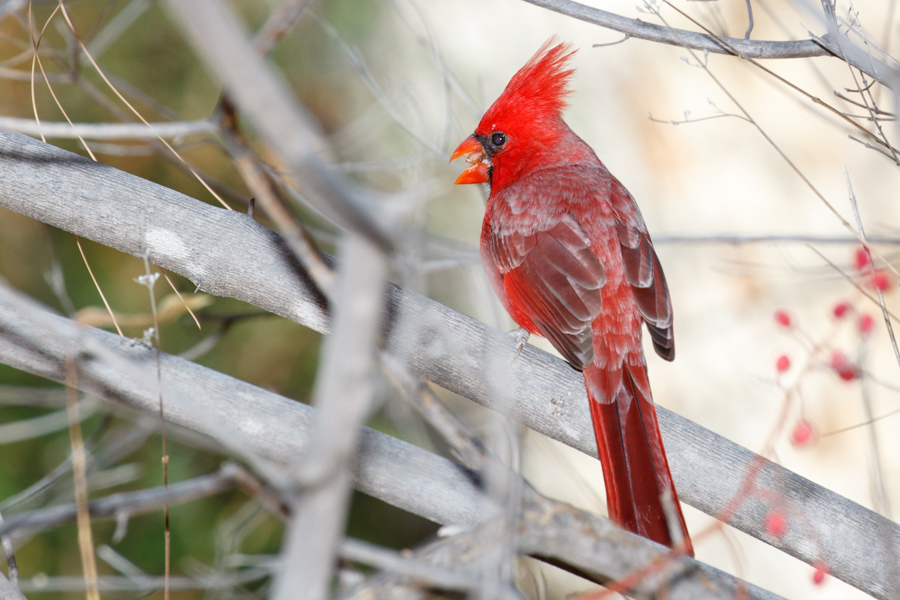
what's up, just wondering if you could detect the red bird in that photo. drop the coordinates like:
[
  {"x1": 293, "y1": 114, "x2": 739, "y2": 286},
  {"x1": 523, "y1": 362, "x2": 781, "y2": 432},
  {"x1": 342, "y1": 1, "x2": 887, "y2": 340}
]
[{"x1": 451, "y1": 41, "x2": 692, "y2": 555}]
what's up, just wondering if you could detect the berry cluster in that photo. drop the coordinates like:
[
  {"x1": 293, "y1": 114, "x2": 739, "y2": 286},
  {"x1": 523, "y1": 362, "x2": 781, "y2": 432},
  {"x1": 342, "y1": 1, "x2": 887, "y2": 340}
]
[{"x1": 764, "y1": 245, "x2": 895, "y2": 586}]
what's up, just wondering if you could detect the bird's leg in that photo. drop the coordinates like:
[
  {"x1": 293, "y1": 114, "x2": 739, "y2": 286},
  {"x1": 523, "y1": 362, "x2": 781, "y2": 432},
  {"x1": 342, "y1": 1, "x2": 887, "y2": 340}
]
[{"x1": 509, "y1": 327, "x2": 530, "y2": 362}]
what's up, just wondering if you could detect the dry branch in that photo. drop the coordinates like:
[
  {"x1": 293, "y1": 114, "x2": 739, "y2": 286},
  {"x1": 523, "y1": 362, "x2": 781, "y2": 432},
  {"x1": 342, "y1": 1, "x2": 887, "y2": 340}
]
[
  {"x1": 159, "y1": 6, "x2": 394, "y2": 597},
  {"x1": 0, "y1": 285, "x2": 777, "y2": 600},
  {"x1": 0, "y1": 464, "x2": 245, "y2": 540},
  {"x1": 0, "y1": 129, "x2": 898, "y2": 598},
  {"x1": 0, "y1": 117, "x2": 217, "y2": 141},
  {"x1": 271, "y1": 234, "x2": 387, "y2": 600},
  {"x1": 14, "y1": 571, "x2": 271, "y2": 594},
  {"x1": 0, "y1": 573, "x2": 25, "y2": 600},
  {"x1": 521, "y1": 0, "x2": 900, "y2": 89},
  {"x1": 0, "y1": 281, "x2": 784, "y2": 600}
]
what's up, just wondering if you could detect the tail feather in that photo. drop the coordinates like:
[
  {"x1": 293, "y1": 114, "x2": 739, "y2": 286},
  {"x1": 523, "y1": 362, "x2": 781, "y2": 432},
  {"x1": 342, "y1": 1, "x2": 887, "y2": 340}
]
[{"x1": 584, "y1": 362, "x2": 693, "y2": 556}]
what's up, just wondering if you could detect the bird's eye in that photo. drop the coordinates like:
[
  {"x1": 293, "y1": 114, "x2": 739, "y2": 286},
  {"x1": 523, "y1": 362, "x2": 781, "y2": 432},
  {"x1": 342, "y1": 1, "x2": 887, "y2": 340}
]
[{"x1": 491, "y1": 132, "x2": 507, "y2": 147}]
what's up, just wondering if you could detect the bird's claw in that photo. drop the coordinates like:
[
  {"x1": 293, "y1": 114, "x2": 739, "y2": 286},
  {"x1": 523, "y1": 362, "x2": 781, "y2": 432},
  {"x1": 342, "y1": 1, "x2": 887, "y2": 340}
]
[{"x1": 510, "y1": 327, "x2": 530, "y2": 363}]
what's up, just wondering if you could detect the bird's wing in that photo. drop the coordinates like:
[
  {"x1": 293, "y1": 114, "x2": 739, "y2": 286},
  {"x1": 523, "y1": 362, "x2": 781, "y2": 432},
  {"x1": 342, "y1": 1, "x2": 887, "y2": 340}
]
[
  {"x1": 489, "y1": 212, "x2": 605, "y2": 369},
  {"x1": 614, "y1": 220, "x2": 674, "y2": 361}
]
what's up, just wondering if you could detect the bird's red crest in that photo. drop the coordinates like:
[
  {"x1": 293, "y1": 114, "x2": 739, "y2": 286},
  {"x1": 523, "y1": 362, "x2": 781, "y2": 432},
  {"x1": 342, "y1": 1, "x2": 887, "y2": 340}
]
[{"x1": 481, "y1": 39, "x2": 576, "y2": 127}]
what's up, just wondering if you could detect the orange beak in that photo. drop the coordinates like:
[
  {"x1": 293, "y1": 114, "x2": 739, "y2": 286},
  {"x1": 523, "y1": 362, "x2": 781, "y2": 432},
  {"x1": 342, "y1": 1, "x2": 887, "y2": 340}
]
[{"x1": 450, "y1": 135, "x2": 490, "y2": 185}]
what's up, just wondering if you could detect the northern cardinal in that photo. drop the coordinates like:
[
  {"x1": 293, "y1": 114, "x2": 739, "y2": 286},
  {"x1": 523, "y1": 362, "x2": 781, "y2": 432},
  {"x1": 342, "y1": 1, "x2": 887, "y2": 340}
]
[{"x1": 451, "y1": 41, "x2": 692, "y2": 555}]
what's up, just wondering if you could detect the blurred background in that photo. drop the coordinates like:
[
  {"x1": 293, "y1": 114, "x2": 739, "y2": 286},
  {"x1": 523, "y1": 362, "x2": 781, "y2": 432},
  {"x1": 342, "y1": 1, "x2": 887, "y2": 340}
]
[{"x1": 0, "y1": 0, "x2": 898, "y2": 598}]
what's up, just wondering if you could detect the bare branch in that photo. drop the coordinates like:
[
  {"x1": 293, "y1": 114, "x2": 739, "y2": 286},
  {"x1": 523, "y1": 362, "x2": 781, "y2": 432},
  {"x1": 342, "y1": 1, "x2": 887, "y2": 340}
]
[
  {"x1": 520, "y1": 0, "x2": 900, "y2": 88},
  {"x1": 0, "y1": 464, "x2": 245, "y2": 540},
  {"x1": 272, "y1": 234, "x2": 388, "y2": 600},
  {"x1": 0, "y1": 130, "x2": 898, "y2": 598},
  {"x1": 0, "y1": 572, "x2": 25, "y2": 600},
  {"x1": 338, "y1": 537, "x2": 518, "y2": 596},
  {"x1": 0, "y1": 281, "x2": 785, "y2": 600},
  {"x1": 218, "y1": 103, "x2": 336, "y2": 300},
  {"x1": 0, "y1": 511, "x2": 18, "y2": 593},
  {"x1": 160, "y1": 6, "x2": 392, "y2": 598},
  {"x1": 744, "y1": 0, "x2": 754, "y2": 40},
  {"x1": 0, "y1": 398, "x2": 95, "y2": 444},
  {"x1": 15, "y1": 570, "x2": 271, "y2": 593},
  {"x1": 653, "y1": 233, "x2": 900, "y2": 245},
  {"x1": 252, "y1": 0, "x2": 314, "y2": 56},
  {"x1": 0, "y1": 116, "x2": 216, "y2": 140}
]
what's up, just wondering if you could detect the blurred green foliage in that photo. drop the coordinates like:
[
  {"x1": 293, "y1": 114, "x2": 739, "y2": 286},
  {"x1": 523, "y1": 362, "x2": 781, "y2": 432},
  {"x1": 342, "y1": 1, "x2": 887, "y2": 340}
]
[{"x1": 0, "y1": 1, "x2": 440, "y2": 597}]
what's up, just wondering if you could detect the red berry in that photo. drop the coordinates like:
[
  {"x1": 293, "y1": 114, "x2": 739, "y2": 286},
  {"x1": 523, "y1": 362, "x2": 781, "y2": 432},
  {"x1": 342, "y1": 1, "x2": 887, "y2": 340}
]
[
  {"x1": 872, "y1": 271, "x2": 891, "y2": 292},
  {"x1": 860, "y1": 314, "x2": 875, "y2": 336},
  {"x1": 812, "y1": 562, "x2": 829, "y2": 585},
  {"x1": 775, "y1": 355, "x2": 791, "y2": 373},
  {"x1": 833, "y1": 302, "x2": 851, "y2": 319},
  {"x1": 765, "y1": 510, "x2": 787, "y2": 538},
  {"x1": 855, "y1": 246, "x2": 871, "y2": 271},
  {"x1": 791, "y1": 421, "x2": 814, "y2": 446},
  {"x1": 830, "y1": 350, "x2": 859, "y2": 381},
  {"x1": 774, "y1": 310, "x2": 792, "y2": 328}
]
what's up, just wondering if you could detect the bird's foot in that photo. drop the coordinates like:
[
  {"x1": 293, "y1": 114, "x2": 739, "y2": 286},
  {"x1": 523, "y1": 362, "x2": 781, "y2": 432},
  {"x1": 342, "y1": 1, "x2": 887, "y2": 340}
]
[{"x1": 509, "y1": 327, "x2": 530, "y2": 362}]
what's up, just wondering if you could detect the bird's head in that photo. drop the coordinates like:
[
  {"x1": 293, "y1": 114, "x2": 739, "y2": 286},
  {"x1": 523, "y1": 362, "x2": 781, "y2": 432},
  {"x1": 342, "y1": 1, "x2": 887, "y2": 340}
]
[{"x1": 451, "y1": 40, "x2": 576, "y2": 191}]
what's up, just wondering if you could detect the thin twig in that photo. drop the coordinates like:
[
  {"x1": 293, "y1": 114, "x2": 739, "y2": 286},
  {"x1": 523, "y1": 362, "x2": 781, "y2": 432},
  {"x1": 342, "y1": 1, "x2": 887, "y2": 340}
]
[
  {"x1": 662, "y1": 1, "x2": 900, "y2": 157},
  {"x1": 650, "y1": 110, "x2": 750, "y2": 125},
  {"x1": 339, "y1": 538, "x2": 505, "y2": 594},
  {"x1": 0, "y1": 116, "x2": 216, "y2": 140},
  {"x1": 519, "y1": 0, "x2": 898, "y2": 87},
  {"x1": 0, "y1": 464, "x2": 247, "y2": 540},
  {"x1": 75, "y1": 239, "x2": 123, "y2": 336},
  {"x1": 252, "y1": 0, "x2": 314, "y2": 56},
  {"x1": 54, "y1": 1, "x2": 233, "y2": 210},
  {"x1": 218, "y1": 100, "x2": 336, "y2": 300},
  {"x1": 592, "y1": 33, "x2": 631, "y2": 48},
  {"x1": 15, "y1": 569, "x2": 272, "y2": 593},
  {"x1": 382, "y1": 356, "x2": 490, "y2": 470},
  {"x1": 824, "y1": 1, "x2": 899, "y2": 164},
  {"x1": 807, "y1": 246, "x2": 900, "y2": 325},
  {"x1": 86, "y1": 0, "x2": 151, "y2": 59},
  {"x1": 310, "y1": 11, "x2": 444, "y2": 157},
  {"x1": 136, "y1": 258, "x2": 171, "y2": 600},
  {"x1": 0, "y1": 398, "x2": 96, "y2": 444},
  {"x1": 834, "y1": 91, "x2": 896, "y2": 116},
  {"x1": 160, "y1": 271, "x2": 202, "y2": 330},
  {"x1": 0, "y1": 422, "x2": 152, "y2": 515},
  {"x1": 64, "y1": 360, "x2": 100, "y2": 600},
  {"x1": 744, "y1": 0, "x2": 754, "y2": 40},
  {"x1": 858, "y1": 340, "x2": 891, "y2": 516},
  {"x1": 653, "y1": 233, "x2": 900, "y2": 245},
  {"x1": 655, "y1": 1, "x2": 900, "y2": 281},
  {"x1": 824, "y1": 404, "x2": 900, "y2": 435},
  {"x1": 843, "y1": 170, "x2": 900, "y2": 371},
  {"x1": 842, "y1": 169, "x2": 898, "y2": 536}
]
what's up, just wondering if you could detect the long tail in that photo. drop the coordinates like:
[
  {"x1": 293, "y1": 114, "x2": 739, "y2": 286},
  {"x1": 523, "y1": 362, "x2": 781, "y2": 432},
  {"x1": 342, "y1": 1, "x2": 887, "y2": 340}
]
[{"x1": 584, "y1": 360, "x2": 693, "y2": 556}]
